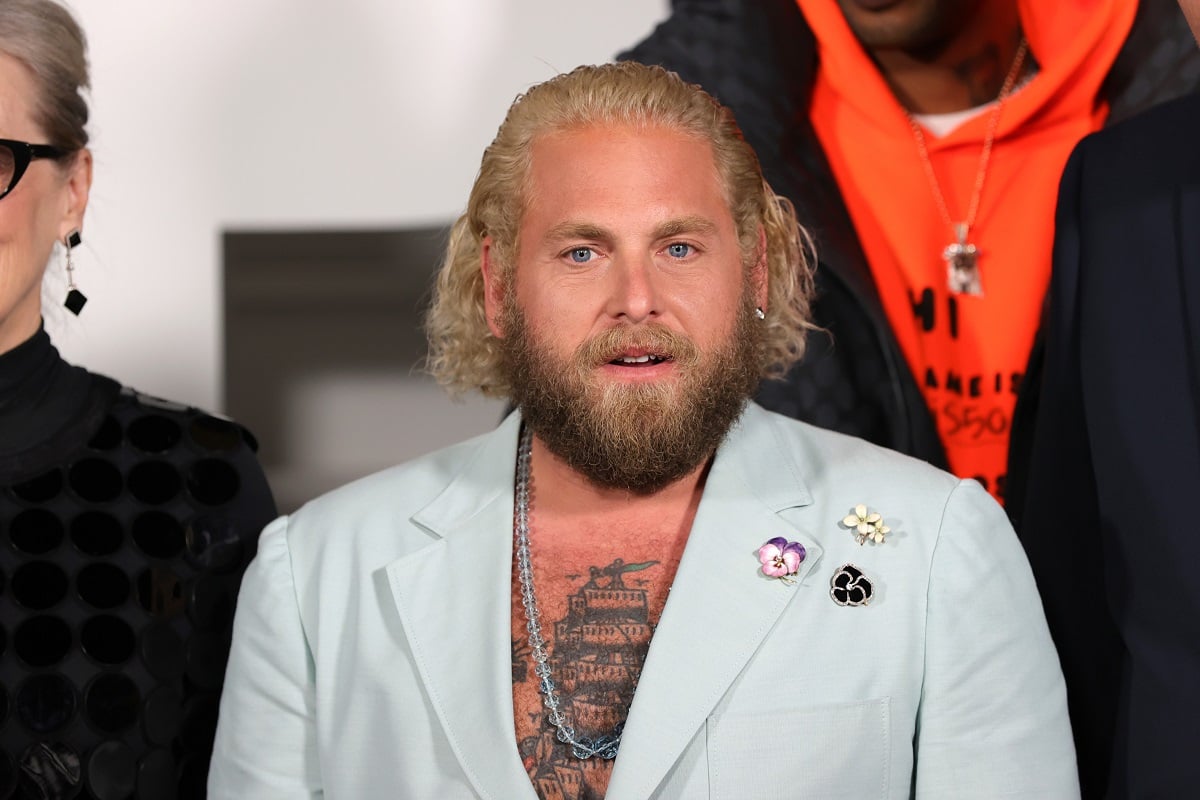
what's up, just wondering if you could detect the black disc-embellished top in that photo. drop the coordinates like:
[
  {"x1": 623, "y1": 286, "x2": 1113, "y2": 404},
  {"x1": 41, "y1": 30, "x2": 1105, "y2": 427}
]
[{"x1": 0, "y1": 327, "x2": 276, "y2": 800}]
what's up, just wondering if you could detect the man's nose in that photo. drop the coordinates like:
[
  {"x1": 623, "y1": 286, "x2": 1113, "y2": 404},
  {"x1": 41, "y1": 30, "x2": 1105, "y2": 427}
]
[{"x1": 604, "y1": 252, "x2": 661, "y2": 323}]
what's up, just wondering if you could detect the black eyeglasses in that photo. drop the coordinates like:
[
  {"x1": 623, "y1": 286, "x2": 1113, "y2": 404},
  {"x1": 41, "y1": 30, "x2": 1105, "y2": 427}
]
[{"x1": 0, "y1": 138, "x2": 71, "y2": 201}]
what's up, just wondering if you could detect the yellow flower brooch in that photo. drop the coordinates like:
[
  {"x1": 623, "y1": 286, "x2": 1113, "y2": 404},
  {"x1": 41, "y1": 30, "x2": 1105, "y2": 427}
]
[{"x1": 842, "y1": 504, "x2": 890, "y2": 546}]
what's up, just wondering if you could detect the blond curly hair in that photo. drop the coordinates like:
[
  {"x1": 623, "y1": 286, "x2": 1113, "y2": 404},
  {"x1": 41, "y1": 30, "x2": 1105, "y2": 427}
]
[{"x1": 425, "y1": 62, "x2": 816, "y2": 398}]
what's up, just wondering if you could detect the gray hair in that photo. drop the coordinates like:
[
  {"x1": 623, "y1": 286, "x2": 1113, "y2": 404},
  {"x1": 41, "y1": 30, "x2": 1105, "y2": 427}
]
[{"x1": 0, "y1": 0, "x2": 89, "y2": 150}]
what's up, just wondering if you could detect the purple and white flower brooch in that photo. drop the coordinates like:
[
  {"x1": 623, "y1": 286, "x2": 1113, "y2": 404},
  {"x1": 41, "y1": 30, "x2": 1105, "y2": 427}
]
[{"x1": 758, "y1": 537, "x2": 806, "y2": 585}]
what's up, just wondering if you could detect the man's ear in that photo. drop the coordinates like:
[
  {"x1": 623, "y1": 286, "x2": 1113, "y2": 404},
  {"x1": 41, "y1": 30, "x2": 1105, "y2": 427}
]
[
  {"x1": 481, "y1": 235, "x2": 506, "y2": 338},
  {"x1": 752, "y1": 225, "x2": 769, "y2": 312}
]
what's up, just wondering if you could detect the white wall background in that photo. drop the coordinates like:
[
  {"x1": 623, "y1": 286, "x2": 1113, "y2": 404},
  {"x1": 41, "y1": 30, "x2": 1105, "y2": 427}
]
[
  {"x1": 40, "y1": 1, "x2": 670, "y2": 507},
  {"x1": 50, "y1": 0, "x2": 669, "y2": 410}
]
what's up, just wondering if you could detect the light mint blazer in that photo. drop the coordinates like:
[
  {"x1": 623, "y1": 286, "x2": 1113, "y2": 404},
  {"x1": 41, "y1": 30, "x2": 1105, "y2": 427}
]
[{"x1": 209, "y1": 404, "x2": 1079, "y2": 799}]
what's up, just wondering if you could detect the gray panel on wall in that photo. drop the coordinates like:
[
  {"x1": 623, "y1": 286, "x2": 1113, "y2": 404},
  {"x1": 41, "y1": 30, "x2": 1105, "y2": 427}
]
[{"x1": 224, "y1": 228, "x2": 507, "y2": 513}]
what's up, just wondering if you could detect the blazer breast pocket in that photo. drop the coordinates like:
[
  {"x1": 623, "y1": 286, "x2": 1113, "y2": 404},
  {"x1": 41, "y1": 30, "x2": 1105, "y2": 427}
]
[{"x1": 707, "y1": 697, "x2": 891, "y2": 800}]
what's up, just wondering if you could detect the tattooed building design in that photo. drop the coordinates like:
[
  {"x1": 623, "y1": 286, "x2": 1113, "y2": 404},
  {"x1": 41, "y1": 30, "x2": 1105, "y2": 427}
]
[{"x1": 521, "y1": 558, "x2": 657, "y2": 800}]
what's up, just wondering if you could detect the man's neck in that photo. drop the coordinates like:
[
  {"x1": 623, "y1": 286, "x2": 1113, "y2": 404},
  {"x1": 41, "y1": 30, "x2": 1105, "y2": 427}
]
[
  {"x1": 868, "y1": 4, "x2": 1024, "y2": 114},
  {"x1": 528, "y1": 435, "x2": 709, "y2": 525}
]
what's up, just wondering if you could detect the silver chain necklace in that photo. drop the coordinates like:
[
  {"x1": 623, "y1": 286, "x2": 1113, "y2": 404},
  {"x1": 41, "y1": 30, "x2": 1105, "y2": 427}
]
[
  {"x1": 906, "y1": 37, "x2": 1030, "y2": 297},
  {"x1": 515, "y1": 425, "x2": 624, "y2": 760}
]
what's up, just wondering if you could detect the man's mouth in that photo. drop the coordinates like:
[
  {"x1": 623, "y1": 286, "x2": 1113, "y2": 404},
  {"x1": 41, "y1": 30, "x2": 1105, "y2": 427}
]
[{"x1": 611, "y1": 354, "x2": 671, "y2": 366}]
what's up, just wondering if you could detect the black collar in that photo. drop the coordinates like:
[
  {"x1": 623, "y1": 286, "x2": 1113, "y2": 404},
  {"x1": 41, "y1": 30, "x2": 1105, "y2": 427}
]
[{"x1": 0, "y1": 325, "x2": 117, "y2": 482}]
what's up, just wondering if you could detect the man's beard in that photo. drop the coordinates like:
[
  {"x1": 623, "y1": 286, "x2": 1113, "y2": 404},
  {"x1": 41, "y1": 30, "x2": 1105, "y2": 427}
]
[{"x1": 500, "y1": 289, "x2": 764, "y2": 494}]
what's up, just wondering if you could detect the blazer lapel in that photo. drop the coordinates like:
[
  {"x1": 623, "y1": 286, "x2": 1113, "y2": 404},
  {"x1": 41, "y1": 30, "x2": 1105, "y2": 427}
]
[
  {"x1": 605, "y1": 406, "x2": 823, "y2": 800},
  {"x1": 385, "y1": 414, "x2": 538, "y2": 800},
  {"x1": 1177, "y1": 183, "x2": 1200, "y2": 418}
]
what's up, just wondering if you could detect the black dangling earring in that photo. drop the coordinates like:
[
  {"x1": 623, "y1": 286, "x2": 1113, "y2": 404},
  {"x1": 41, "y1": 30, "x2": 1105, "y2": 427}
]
[{"x1": 63, "y1": 230, "x2": 87, "y2": 315}]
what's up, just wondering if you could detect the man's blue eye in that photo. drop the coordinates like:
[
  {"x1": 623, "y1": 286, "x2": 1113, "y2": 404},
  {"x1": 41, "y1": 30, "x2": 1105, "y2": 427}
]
[
  {"x1": 569, "y1": 248, "x2": 593, "y2": 263},
  {"x1": 666, "y1": 243, "x2": 692, "y2": 258}
]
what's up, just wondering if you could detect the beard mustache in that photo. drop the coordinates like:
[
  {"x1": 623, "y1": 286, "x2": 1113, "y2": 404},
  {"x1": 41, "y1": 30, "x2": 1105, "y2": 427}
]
[{"x1": 499, "y1": 288, "x2": 764, "y2": 494}]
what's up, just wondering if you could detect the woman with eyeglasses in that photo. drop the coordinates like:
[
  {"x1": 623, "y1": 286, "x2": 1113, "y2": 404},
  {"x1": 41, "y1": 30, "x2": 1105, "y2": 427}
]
[{"x1": 0, "y1": 1, "x2": 276, "y2": 797}]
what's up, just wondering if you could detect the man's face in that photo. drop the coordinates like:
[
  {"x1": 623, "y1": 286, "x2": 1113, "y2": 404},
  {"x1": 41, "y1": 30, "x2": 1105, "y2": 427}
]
[
  {"x1": 484, "y1": 124, "x2": 766, "y2": 492},
  {"x1": 835, "y1": 0, "x2": 982, "y2": 51}
]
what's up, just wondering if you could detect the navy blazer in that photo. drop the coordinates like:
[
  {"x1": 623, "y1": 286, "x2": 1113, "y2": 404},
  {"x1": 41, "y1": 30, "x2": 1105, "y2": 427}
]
[{"x1": 1020, "y1": 90, "x2": 1200, "y2": 799}]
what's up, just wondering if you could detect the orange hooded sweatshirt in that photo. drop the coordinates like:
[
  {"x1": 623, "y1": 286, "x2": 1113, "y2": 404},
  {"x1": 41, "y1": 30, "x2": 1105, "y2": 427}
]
[{"x1": 798, "y1": 0, "x2": 1135, "y2": 502}]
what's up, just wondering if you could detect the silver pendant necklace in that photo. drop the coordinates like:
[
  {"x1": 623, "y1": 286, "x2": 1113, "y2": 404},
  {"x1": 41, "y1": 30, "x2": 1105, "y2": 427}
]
[
  {"x1": 514, "y1": 425, "x2": 624, "y2": 760},
  {"x1": 906, "y1": 37, "x2": 1030, "y2": 297}
]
